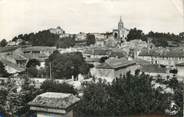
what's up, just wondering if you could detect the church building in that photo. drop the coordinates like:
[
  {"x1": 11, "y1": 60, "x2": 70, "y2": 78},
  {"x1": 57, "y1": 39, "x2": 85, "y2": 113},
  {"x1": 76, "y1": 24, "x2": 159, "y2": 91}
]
[{"x1": 113, "y1": 17, "x2": 129, "y2": 43}]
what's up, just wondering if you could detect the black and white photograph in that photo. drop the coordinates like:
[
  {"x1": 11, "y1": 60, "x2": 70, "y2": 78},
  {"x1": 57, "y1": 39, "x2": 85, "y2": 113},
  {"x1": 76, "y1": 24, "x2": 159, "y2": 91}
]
[{"x1": 0, "y1": 0, "x2": 184, "y2": 117}]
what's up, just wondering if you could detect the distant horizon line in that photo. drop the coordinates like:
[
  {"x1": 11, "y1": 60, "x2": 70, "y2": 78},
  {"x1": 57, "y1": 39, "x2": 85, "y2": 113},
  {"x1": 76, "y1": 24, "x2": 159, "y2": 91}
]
[{"x1": 1, "y1": 26, "x2": 183, "y2": 41}]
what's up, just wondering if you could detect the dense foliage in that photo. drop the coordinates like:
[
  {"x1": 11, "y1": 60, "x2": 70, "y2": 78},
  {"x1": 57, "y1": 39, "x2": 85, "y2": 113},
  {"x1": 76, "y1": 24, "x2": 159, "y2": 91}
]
[
  {"x1": 147, "y1": 31, "x2": 183, "y2": 47},
  {"x1": 155, "y1": 75, "x2": 183, "y2": 117},
  {"x1": 0, "y1": 61, "x2": 9, "y2": 77},
  {"x1": 77, "y1": 71, "x2": 183, "y2": 117},
  {"x1": 127, "y1": 28, "x2": 147, "y2": 41},
  {"x1": 40, "y1": 79, "x2": 77, "y2": 95},
  {"x1": 56, "y1": 36, "x2": 76, "y2": 48},
  {"x1": 26, "y1": 59, "x2": 40, "y2": 77},
  {"x1": 46, "y1": 50, "x2": 90, "y2": 79},
  {"x1": 12, "y1": 30, "x2": 59, "y2": 46},
  {"x1": 26, "y1": 59, "x2": 40, "y2": 68},
  {"x1": 86, "y1": 33, "x2": 96, "y2": 45},
  {"x1": 0, "y1": 76, "x2": 78, "y2": 116},
  {"x1": 0, "y1": 39, "x2": 8, "y2": 47},
  {"x1": 0, "y1": 75, "x2": 41, "y2": 117},
  {"x1": 127, "y1": 28, "x2": 184, "y2": 47}
]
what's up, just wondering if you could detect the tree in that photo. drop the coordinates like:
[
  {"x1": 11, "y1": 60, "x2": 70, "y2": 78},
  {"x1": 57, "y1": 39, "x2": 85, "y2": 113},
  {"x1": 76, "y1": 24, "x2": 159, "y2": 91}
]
[
  {"x1": 27, "y1": 67, "x2": 38, "y2": 77},
  {"x1": 17, "y1": 75, "x2": 41, "y2": 116},
  {"x1": 99, "y1": 56, "x2": 108, "y2": 63},
  {"x1": 56, "y1": 36, "x2": 75, "y2": 48},
  {"x1": 11, "y1": 30, "x2": 60, "y2": 46},
  {"x1": 151, "y1": 37, "x2": 168, "y2": 47},
  {"x1": 86, "y1": 34, "x2": 96, "y2": 45},
  {"x1": 147, "y1": 31, "x2": 182, "y2": 47},
  {"x1": 169, "y1": 69, "x2": 178, "y2": 75},
  {"x1": 0, "y1": 39, "x2": 8, "y2": 47},
  {"x1": 26, "y1": 59, "x2": 40, "y2": 77},
  {"x1": 40, "y1": 79, "x2": 77, "y2": 95},
  {"x1": 26, "y1": 59, "x2": 40, "y2": 68},
  {"x1": 77, "y1": 79, "x2": 110, "y2": 116},
  {"x1": 0, "y1": 87, "x2": 8, "y2": 116},
  {"x1": 127, "y1": 28, "x2": 147, "y2": 42},
  {"x1": 179, "y1": 32, "x2": 184, "y2": 39},
  {"x1": 77, "y1": 72, "x2": 173, "y2": 116},
  {"x1": 46, "y1": 51, "x2": 90, "y2": 79},
  {"x1": 0, "y1": 75, "x2": 41, "y2": 116},
  {"x1": 173, "y1": 82, "x2": 183, "y2": 117},
  {"x1": 0, "y1": 61, "x2": 9, "y2": 77}
]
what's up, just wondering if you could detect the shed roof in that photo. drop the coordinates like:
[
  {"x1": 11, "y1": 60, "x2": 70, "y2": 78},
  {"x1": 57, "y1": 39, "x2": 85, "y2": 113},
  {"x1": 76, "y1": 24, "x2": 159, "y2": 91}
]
[
  {"x1": 29, "y1": 92, "x2": 80, "y2": 110},
  {"x1": 96, "y1": 58, "x2": 136, "y2": 69}
]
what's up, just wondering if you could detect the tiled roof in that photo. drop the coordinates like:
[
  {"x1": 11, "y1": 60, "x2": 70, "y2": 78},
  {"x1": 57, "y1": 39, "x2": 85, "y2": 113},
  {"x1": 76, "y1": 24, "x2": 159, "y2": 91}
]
[
  {"x1": 176, "y1": 62, "x2": 184, "y2": 66},
  {"x1": 110, "y1": 49, "x2": 127, "y2": 58},
  {"x1": 23, "y1": 53, "x2": 48, "y2": 61},
  {"x1": 23, "y1": 46, "x2": 56, "y2": 52},
  {"x1": 0, "y1": 46, "x2": 19, "y2": 53},
  {"x1": 28, "y1": 92, "x2": 80, "y2": 110},
  {"x1": 134, "y1": 58, "x2": 150, "y2": 65},
  {"x1": 96, "y1": 62, "x2": 112, "y2": 69},
  {"x1": 9, "y1": 54, "x2": 27, "y2": 61},
  {"x1": 84, "y1": 48, "x2": 111, "y2": 55},
  {"x1": 96, "y1": 58, "x2": 136, "y2": 69},
  {"x1": 139, "y1": 48, "x2": 184, "y2": 57},
  {"x1": 141, "y1": 64, "x2": 167, "y2": 73},
  {"x1": 0, "y1": 59, "x2": 25, "y2": 72}
]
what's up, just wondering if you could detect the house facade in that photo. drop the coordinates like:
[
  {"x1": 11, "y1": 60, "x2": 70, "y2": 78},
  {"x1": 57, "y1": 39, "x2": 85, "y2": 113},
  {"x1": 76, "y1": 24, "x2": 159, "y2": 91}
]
[
  {"x1": 93, "y1": 58, "x2": 139, "y2": 81},
  {"x1": 176, "y1": 62, "x2": 184, "y2": 80},
  {"x1": 138, "y1": 48, "x2": 184, "y2": 66}
]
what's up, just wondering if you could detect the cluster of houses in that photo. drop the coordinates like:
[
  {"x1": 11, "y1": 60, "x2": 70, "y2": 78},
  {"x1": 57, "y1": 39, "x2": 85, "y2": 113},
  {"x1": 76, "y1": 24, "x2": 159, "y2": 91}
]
[
  {"x1": 0, "y1": 46, "x2": 56, "y2": 75},
  {"x1": 1, "y1": 40, "x2": 184, "y2": 82},
  {"x1": 138, "y1": 47, "x2": 184, "y2": 79},
  {"x1": 0, "y1": 18, "x2": 183, "y2": 117}
]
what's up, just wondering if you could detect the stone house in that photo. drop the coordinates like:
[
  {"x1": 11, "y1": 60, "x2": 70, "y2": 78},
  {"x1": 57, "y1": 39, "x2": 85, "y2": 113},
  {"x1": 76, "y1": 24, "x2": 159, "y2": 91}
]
[{"x1": 93, "y1": 58, "x2": 139, "y2": 81}]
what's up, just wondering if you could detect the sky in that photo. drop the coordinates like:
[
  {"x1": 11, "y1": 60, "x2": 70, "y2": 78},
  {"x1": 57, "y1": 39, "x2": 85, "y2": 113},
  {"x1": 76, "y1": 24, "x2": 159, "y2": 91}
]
[{"x1": 0, "y1": 0, "x2": 184, "y2": 40}]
